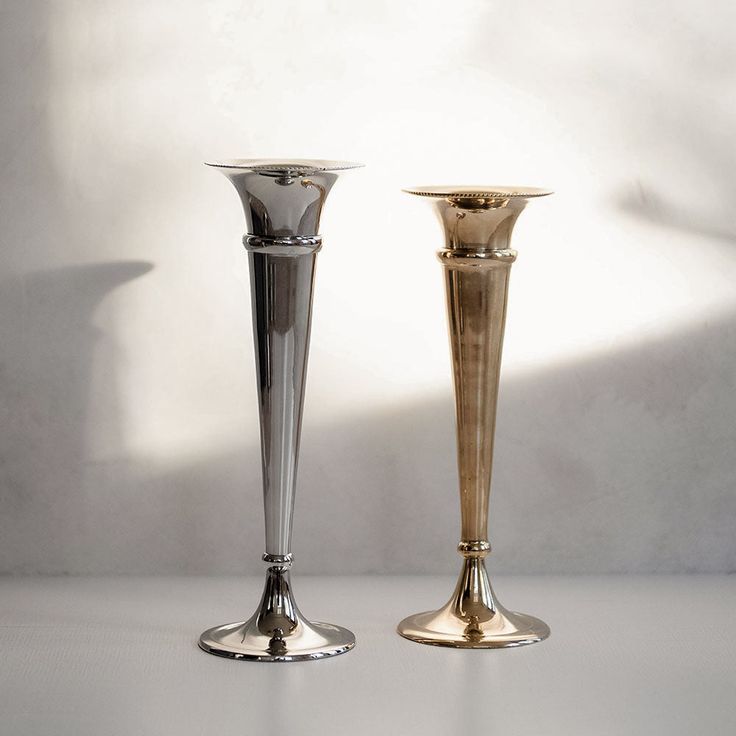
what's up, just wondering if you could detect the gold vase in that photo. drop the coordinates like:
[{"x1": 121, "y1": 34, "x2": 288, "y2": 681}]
[{"x1": 397, "y1": 185, "x2": 552, "y2": 648}]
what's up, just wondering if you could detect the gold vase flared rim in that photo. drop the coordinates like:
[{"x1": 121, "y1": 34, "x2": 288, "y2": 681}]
[
  {"x1": 403, "y1": 185, "x2": 553, "y2": 199},
  {"x1": 205, "y1": 158, "x2": 364, "y2": 173}
]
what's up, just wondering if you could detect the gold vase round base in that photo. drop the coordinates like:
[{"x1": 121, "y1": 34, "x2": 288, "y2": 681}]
[
  {"x1": 397, "y1": 558, "x2": 549, "y2": 649},
  {"x1": 397, "y1": 608, "x2": 549, "y2": 649},
  {"x1": 198, "y1": 566, "x2": 355, "y2": 662}
]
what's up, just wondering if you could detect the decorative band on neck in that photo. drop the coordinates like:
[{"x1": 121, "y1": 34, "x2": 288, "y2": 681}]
[{"x1": 243, "y1": 234, "x2": 322, "y2": 255}]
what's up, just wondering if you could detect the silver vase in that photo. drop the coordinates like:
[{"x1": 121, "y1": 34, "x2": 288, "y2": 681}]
[{"x1": 199, "y1": 159, "x2": 362, "y2": 661}]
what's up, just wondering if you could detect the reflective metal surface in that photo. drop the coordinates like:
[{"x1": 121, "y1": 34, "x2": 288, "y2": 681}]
[
  {"x1": 199, "y1": 564, "x2": 354, "y2": 662},
  {"x1": 397, "y1": 558, "x2": 549, "y2": 648},
  {"x1": 200, "y1": 159, "x2": 361, "y2": 661},
  {"x1": 206, "y1": 159, "x2": 362, "y2": 237},
  {"x1": 398, "y1": 185, "x2": 552, "y2": 648}
]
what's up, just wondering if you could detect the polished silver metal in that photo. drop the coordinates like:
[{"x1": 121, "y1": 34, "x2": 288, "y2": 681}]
[
  {"x1": 199, "y1": 159, "x2": 362, "y2": 662},
  {"x1": 199, "y1": 565, "x2": 355, "y2": 662}
]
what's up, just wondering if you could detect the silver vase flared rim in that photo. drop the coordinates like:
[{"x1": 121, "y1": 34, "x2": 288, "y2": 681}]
[
  {"x1": 205, "y1": 158, "x2": 364, "y2": 174},
  {"x1": 403, "y1": 185, "x2": 553, "y2": 199}
]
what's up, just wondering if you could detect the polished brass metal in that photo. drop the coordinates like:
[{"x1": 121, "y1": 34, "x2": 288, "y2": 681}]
[{"x1": 398, "y1": 185, "x2": 552, "y2": 648}]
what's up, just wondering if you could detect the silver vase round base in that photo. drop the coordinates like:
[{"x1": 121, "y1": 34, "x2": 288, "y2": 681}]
[
  {"x1": 397, "y1": 558, "x2": 549, "y2": 649},
  {"x1": 199, "y1": 566, "x2": 355, "y2": 662}
]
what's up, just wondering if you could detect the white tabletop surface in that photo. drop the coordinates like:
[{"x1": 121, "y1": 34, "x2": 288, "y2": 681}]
[{"x1": 1, "y1": 575, "x2": 735, "y2": 735}]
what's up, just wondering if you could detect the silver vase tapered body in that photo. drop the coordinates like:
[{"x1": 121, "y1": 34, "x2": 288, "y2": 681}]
[{"x1": 199, "y1": 159, "x2": 361, "y2": 661}]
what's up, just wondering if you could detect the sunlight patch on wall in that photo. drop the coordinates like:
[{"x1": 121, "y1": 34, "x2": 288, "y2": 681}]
[{"x1": 44, "y1": 0, "x2": 736, "y2": 455}]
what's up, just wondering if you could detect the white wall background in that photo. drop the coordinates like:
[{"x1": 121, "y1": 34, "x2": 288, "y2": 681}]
[{"x1": 1, "y1": 0, "x2": 734, "y2": 574}]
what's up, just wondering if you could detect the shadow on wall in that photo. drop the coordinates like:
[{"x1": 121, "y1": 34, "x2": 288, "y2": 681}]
[
  {"x1": 4, "y1": 295, "x2": 730, "y2": 575},
  {"x1": 0, "y1": 2, "x2": 734, "y2": 576},
  {"x1": 0, "y1": 263, "x2": 153, "y2": 573},
  {"x1": 619, "y1": 171, "x2": 736, "y2": 245},
  {"x1": 614, "y1": 47, "x2": 736, "y2": 244},
  {"x1": 615, "y1": 70, "x2": 736, "y2": 244},
  {"x1": 292, "y1": 308, "x2": 736, "y2": 575}
]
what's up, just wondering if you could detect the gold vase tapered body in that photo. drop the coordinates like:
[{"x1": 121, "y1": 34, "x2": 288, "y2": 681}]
[{"x1": 398, "y1": 185, "x2": 552, "y2": 648}]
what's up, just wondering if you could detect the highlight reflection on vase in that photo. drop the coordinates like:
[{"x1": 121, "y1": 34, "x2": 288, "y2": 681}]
[
  {"x1": 397, "y1": 185, "x2": 553, "y2": 648},
  {"x1": 198, "y1": 159, "x2": 362, "y2": 661}
]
